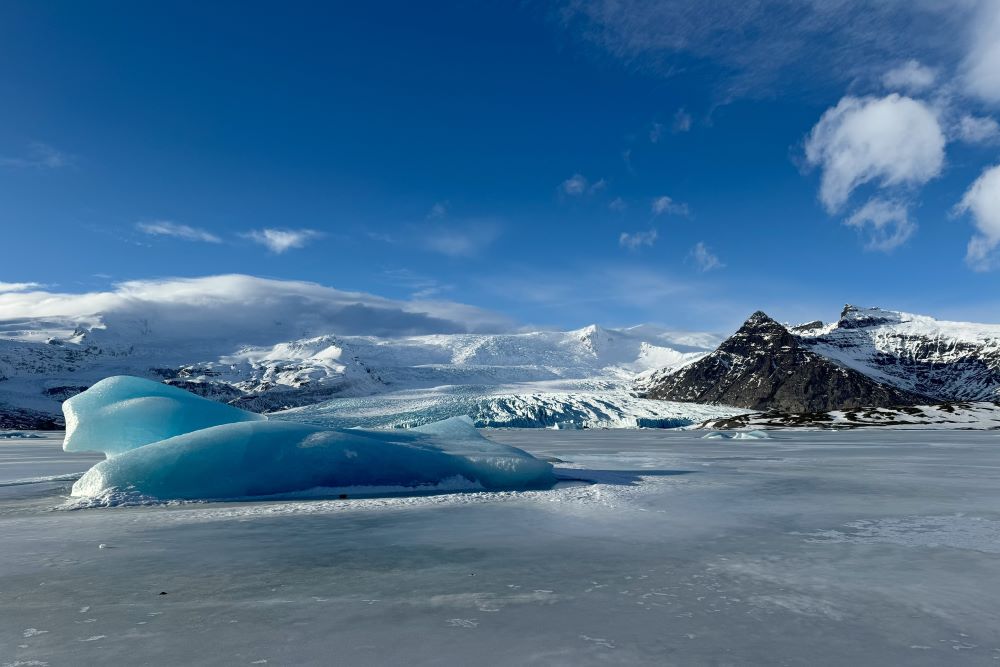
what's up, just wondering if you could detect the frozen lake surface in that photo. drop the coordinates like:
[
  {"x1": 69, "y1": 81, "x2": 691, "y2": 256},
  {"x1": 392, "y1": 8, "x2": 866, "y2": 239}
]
[{"x1": 3, "y1": 428, "x2": 1000, "y2": 665}]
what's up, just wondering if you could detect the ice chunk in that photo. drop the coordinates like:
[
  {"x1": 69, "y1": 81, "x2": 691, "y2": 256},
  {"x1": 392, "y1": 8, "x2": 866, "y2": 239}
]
[
  {"x1": 701, "y1": 430, "x2": 771, "y2": 440},
  {"x1": 71, "y1": 419, "x2": 555, "y2": 501},
  {"x1": 64, "y1": 379, "x2": 554, "y2": 501},
  {"x1": 63, "y1": 376, "x2": 264, "y2": 456}
]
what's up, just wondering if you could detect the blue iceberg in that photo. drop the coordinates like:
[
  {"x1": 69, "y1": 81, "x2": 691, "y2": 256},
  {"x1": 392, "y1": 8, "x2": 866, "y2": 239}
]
[{"x1": 66, "y1": 376, "x2": 555, "y2": 502}]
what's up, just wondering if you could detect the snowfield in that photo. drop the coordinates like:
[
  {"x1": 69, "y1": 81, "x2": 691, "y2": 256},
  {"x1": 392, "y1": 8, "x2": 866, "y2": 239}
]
[{"x1": 3, "y1": 428, "x2": 1000, "y2": 665}]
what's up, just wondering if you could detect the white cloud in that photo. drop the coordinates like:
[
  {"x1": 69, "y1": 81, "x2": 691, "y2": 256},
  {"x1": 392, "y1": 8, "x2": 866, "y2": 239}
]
[
  {"x1": 651, "y1": 196, "x2": 688, "y2": 216},
  {"x1": 609, "y1": 197, "x2": 627, "y2": 212},
  {"x1": 844, "y1": 198, "x2": 916, "y2": 252},
  {"x1": 137, "y1": 221, "x2": 221, "y2": 243},
  {"x1": 962, "y1": 0, "x2": 1000, "y2": 105},
  {"x1": 619, "y1": 229, "x2": 657, "y2": 249},
  {"x1": 804, "y1": 94, "x2": 945, "y2": 212},
  {"x1": 243, "y1": 228, "x2": 322, "y2": 253},
  {"x1": 0, "y1": 142, "x2": 72, "y2": 169},
  {"x1": 560, "y1": 173, "x2": 589, "y2": 196},
  {"x1": 690, "y1": 242, "x2": 724, "y2": 272},
  {"x1": 0, "y1": 282, "x2": 43, "y2": 293},
  {"x1": 882, "y1": 60, "x2": 937, "y2": 93},
  {"x1": 956, "y1": 114, "x2": 1000, "y2": 144},
  {"x1": 955, "y1": 164, "x2": 1000, "y2": 271},
  {"x1": 0, "y1": 275, "x2": 513, "y2": 346},
  {"x1": 673, "y1": 108, "x2": 692, "y2": 132}
]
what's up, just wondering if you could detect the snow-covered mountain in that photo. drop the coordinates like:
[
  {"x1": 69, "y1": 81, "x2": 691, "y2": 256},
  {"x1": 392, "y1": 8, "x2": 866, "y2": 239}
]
[
  {"x1": 641, "y1": 305, "x2": 1000, "y2": 413},
  {"x1": 0, "y1": 314, "x2": 720, "y2": 428}
]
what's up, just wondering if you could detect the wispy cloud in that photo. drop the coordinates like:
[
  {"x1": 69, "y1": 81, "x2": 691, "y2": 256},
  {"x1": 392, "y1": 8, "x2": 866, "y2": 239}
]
[
  {"x1": 844, "y1": 198, "x2": 916, "y2": 252},
  {"x1": 673, "y1": 108, "x2": 692, "y2": 132},
  {"x1": 137, "y1": 221, "x2": 222, "y2": 243},
  {"x1": 609, "y1": 197, "x2": 627, "y2": 212},
  {"x1": 427, "y1": 201, "x2": 449, "y2": 219},
  {"x1": 956, "y1": 115, "x2": 1000, "y2": 144},
  {"x1": 0, "y1": 142, "x2": 73, "y2": 169},
  {"x1": 243, "y1": 228, "x2": 322, "y2": 253},
  {"x1": 559, "y1": 173, "x2": 606, "y2": 197},
  {"x1": 649, "y1": 122, "x2": 664, "y2": 144},
  {"x1": 690, "y1": 242, "x2": 724, "y2": 272},
  {"x1": 619, "y1": 229, "x2": 657, "y2": 250},
  {"x1": 651, "y1": 196, "x2": 689, "y2": 216},
  {"x1": 882, "y1": 60, "x2": 938, "y2": 93},
  {"x1": 558, "y1": 1, "x2": 973, "y2": 100},
  {"x1": 0, "y1": 281, "x2": 44, "y2": 293},
  {"x1": 561, "y1": 173, "x2": 588, "y2": 196},
  {"x1": 423, "y1": 221, "x2": 501, "y2": 257}
]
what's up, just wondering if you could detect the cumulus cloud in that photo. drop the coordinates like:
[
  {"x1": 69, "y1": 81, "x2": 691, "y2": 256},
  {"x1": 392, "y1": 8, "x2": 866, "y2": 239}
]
[
  {"x1": 956, "y1": 114, "x2": 1000, "y2": 144},
  {"x1": 619, "y1": 229, "x2": 657, "y2": 249},
  {"x1": 0, "y1": 142, "x2": 72, "y2": 169},
  {"x1": 844, "y1": 198, "x2": 916, "y2": 252},
  {"x1": 651, "y1": 196, "x2": 688, "y2": 216},
  {"x1": 137, "y1": 221, "x2": 221, "y2": 243},
  {"x1": 955, "y1": 164, "x2": 1000, "y2": 271},
  {"x1": 0, "y1": 275, "x2": 513, "y2": 352},
  {"x1": 804, "y1": 94, "x2": 945, "y2": 212},
  {"x1": 962, "y1": 1, "x2": 1000, "y2": 105},
  {"x1": 690, "y1": 242, "x2": 723, "y2": 272},
  {"x1": 243, "y1": 228, "x2": 322, "y2": 253},
  {"x1": 882, "y1": 60, "x2": 937, "y2": 93},
  {"x1": 0, "y1": 282, "x2": 44, "y2": 293}
]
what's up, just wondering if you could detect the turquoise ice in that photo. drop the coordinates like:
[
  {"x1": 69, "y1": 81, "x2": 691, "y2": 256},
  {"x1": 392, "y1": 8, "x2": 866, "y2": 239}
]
[{"x1": 65, "y1": 376, "x2": 554, "y2": 501}]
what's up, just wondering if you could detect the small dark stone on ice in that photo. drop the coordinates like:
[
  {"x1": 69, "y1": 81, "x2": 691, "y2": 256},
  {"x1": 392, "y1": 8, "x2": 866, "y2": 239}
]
[{"x1": 159, "y1": 591, "x2": 168, "y2": 595}]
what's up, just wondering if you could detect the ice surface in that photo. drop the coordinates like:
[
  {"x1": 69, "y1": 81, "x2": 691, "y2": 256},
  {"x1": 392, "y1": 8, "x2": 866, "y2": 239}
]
[
  {"x1": 64, "y1": 377, "x2": 554, "y2": 501},
  {"x1": 4, "y1": 429, "x2": 1000, "y2": 665},
  {"x1": 63, "y1": 376, "x2": 263, "y2": 456}
]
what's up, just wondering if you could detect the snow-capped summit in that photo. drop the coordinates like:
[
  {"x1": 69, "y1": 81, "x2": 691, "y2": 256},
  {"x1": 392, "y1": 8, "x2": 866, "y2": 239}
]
[{"x1": 642, "y1": 306, "x2": 1000, "y2": 412}]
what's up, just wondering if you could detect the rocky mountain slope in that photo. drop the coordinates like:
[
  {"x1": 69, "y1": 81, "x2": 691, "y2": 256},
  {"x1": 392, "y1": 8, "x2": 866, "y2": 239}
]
[
  {"x1": 641, "y1": 306, "x2": 1000, "y2": 413},
  {"x1": 639, "y1": 311, "x2": 929, "y2": 412},
  {"x1": 698, "y1": 402, "x2": 1000, "y2": 430}
]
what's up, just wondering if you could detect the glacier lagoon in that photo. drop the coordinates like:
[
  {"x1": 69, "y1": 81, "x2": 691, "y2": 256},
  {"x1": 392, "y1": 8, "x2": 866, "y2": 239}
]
[{"x1": 3, "y1": 427, "x2": 1000, "y2": 665}]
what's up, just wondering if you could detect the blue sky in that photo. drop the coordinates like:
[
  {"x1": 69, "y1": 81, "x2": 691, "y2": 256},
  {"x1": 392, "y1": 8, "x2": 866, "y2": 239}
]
[{"x1": 1, "y1": 1, "x2": 999, "y2": 333}]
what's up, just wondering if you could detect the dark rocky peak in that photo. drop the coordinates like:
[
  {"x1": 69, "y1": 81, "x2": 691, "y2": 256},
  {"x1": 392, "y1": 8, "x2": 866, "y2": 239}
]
[
  {"x1": 791, "y1": 320, "x2": 824, "y2": 332},
  {"x1": 837, "y1": 305, "x2": 903, "y2": 329},
  {"x1": 720, "y1": 311, "x2": 797, "y2": 356}
]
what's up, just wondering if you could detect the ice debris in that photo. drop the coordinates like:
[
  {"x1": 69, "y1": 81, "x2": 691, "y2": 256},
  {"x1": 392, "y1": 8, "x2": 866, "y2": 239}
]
[
  {"x1": 66, "y1": 376, "x2": 555, "y2": 502},
  {"x1": 701, "y1": 430, "x2": 771, "y2": 440}
]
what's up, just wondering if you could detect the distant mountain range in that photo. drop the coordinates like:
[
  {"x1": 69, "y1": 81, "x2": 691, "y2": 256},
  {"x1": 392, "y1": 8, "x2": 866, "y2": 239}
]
[
  {"x1": 640, "y1": 305, "x2": 1000, "y2": 413},
  {"x1": 3, "y1": 304, "x2": 999, "y2": 430},
  {"x1": 0, "y1": 316, "x2": 720, "y2": 429}
]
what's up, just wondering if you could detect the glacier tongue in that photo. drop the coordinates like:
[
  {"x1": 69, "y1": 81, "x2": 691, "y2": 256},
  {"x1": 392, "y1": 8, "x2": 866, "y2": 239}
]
[{"x1": 65, "y1": 377, "x2": 555, "y2": 502}]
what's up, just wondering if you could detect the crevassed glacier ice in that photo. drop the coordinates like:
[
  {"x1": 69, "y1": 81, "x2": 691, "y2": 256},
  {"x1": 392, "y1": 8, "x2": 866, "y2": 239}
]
[
  {"x1": 66, "y1": 376, "x2": 554, "y2": 501},
  {"x1": 63, "y1": 376, "x2": 264, "y2": 456}
]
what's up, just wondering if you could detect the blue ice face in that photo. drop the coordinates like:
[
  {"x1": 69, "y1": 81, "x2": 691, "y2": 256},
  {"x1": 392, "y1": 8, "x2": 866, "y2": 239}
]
[
  {"x1": 62, "y1": 376, "x2": 265, "y2": 457},
  {"x1": 65, "y1": 376, "x2": 555, "y2": 501}
]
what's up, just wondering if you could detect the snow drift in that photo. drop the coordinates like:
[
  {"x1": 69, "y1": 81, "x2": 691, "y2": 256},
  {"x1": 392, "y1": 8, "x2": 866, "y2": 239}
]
[{"x1": 66, "y1": 376, "x2": 555, "y2": 502}]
